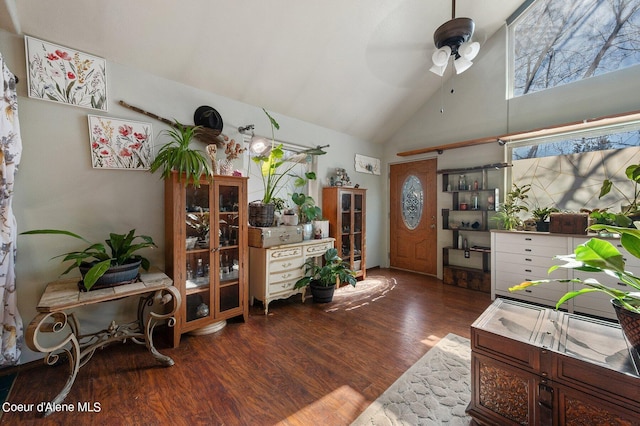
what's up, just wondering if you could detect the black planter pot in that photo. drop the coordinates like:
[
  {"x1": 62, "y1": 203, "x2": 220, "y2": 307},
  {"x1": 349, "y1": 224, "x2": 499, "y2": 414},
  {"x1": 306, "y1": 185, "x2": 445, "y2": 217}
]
[
  {"x1": 78, "y1": 259, "x2": 142, "y2": 291},
  {"x1": 310, "y1": 281, "x2": 336, "y2": 303},
  {"x1": 536, "y1": 221, "x2": 550, "y2": 232},
  {"x1": 249, "y1": 201, "x2": 275, "y2": 227}
]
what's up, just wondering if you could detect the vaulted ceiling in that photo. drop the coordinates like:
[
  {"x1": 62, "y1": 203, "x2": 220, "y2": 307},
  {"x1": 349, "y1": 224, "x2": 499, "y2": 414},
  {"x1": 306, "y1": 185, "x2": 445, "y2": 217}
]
[{"x1": 0, "y1": 0, "x2": 525, "y2": 143}]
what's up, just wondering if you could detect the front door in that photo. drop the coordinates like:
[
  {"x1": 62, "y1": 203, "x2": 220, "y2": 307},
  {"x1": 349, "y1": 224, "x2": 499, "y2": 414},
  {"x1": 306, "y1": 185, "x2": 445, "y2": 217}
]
[{"x1": 389, "y1": 159, "x2": 437, "y2": 275}]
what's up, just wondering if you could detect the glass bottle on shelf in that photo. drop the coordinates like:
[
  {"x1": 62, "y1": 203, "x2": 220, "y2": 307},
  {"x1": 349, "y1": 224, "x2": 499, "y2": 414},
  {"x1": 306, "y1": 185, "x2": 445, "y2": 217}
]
[
  {"x1": 186, "y1": 262, "x2": 193, "y2": 280},
  {"x1": 458, "y1": 174, "x2": 466, "y2": 190},
  {"x1": 196, "y1": 258, "x2": 204, "y2": 277}
]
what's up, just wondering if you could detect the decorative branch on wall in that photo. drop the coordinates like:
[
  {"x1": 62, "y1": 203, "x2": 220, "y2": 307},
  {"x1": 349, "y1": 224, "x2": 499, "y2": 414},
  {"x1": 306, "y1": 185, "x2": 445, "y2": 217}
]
[
  {"x1": 25, "y1": 36, "x2": 108, "y2": 111},
  {"x1": 118, "y1": 100, "x2": 225, "y2": 148},
  {"x1": 88, "y1": 115, "x2": 153, "y2": 170},
  {"x1": 354, "y1": 154, "x2": 381, "y2": 175}
]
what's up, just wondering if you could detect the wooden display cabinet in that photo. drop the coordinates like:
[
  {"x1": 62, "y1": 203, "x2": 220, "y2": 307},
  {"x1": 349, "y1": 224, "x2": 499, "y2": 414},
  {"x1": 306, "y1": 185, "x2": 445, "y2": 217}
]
[
  {"x1": 322, "y1": 187, "x2": 366, "y2": 279},
  {"x1": 164, "y1": 171, "x2": 248, "y2": 347}
]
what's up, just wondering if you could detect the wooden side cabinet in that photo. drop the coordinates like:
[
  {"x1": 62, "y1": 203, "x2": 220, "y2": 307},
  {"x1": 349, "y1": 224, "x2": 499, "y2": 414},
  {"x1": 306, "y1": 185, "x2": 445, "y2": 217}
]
[
  {"x1": 164, "y1": 172, "x2": 249, "y2": 347},
  {"x1": 467, "y1": 299, "x2": 640, "y2": 425},
  {"x1": 322, "y1": 187, "x2": 366, "y2": 279}
]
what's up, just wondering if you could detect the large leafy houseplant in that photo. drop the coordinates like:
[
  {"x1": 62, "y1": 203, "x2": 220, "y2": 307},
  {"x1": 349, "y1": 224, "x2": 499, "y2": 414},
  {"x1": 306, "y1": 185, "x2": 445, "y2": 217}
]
[
  {"x1": 509, "y1": 223, "x2": 640, "y2": 314},
  {"x1": 291, "y1": 171, "x2": 321, "y2": 224},
  {"x1": 492, "y1": 183, "x2": 531, "y2": 230},
  {"x1": 251, "y1": 109, "x2": 307, "y2": 204},
  {"x1": 599, "y1": 164, "x2": 640, "y2": 216},
  {"x1": 21, "y1": 229, "x2": 156, "y2": 291},
  {"x1": 294, "y1": 248, "x2": 357, "y2": 289},
  {"x1": 149, "y1": 122, "x2": 211, "y2": 187}
]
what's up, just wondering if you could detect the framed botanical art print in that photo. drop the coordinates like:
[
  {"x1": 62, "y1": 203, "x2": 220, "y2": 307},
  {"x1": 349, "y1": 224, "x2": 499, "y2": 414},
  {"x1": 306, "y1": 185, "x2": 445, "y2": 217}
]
[
  {"x1": 25, "y1": 36, "x2": 108, "y2": 111},
  {"x1": 355, "y1": 154, "x2": 381, "y2": 175},
  {"x1": 88, "y1": 115, "x2": 153, "y2": 170}
]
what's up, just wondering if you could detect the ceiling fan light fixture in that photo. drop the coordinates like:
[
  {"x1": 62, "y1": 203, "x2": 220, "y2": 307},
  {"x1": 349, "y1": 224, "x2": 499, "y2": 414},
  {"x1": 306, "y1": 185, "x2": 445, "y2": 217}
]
[
  {"x1": 429, "y1": 63, "x2": 447, "y2": 76},
  {"x1": 459, "y1": 41, "x2": 480, "y2": 60},
  {"x1": 431, "y1": 46, "x2": 452, "y2": 67},
  {"x1": 454, "y1": 56, "x2": 473, "y2": 74}
]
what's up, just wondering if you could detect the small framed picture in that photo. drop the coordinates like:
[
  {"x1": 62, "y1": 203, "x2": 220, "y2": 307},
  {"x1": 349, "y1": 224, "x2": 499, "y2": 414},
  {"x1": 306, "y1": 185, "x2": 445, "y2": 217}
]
[{"x1": 88, "y1": 115, "x2": 153, "y2": 170}]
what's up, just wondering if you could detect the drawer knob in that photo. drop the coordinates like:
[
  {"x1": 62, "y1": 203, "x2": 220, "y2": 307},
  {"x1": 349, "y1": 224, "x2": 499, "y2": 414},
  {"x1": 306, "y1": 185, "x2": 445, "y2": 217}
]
[
  {"x1": 525, "y1": 248, "x2": 532, "y2": 252},
  {"x1": 525, "y1": 269, "x2": 532, "y2": 273},
  {"x1": 525, "y1": 258, "x2": 532, "y2": 262},
  {"x1": 525, "y1": 237, "x2": 532, "y2": 241}
]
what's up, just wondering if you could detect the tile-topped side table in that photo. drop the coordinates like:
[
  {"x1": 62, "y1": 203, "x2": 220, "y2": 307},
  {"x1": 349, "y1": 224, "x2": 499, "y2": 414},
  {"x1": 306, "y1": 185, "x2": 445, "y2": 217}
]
[{"x1": 25, "y1": 270, "x2": 180, "y2": 417}]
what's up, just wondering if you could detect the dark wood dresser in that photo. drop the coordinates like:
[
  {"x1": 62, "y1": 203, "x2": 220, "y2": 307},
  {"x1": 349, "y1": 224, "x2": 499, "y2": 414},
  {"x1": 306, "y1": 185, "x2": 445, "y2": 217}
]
[{"x1": 467, "y1": 298, "x2": 640, "y2": 425}]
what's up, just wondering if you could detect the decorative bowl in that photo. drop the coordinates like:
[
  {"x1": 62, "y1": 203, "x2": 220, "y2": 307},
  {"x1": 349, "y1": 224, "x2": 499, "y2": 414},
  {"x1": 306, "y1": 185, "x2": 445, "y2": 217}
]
[{"x1": 186, "y1": 237, "x2": 198, "y2": 250}]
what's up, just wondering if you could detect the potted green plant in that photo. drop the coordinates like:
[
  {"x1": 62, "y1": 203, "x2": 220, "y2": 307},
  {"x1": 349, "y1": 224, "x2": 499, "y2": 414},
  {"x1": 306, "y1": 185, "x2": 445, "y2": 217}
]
[
  {"x1": 249, "y1": 109, "x2": 308, "y2": 226},
  {"x1": 531, "y1": 205, "x2": 559, "y2": 232},
  {"x1": 492, "y1": 183, "x2": 531, "y2": 230},
  {"x1": 293, "y1": 248, "x2": 357, "y2": 303},
  {"x1": 508, "y1": 223, "x2": 640, "y2": 353},
  {"x1": 149, "y1": 121, "x2": 211, "y2": 187},
  {"x1": 599, "y1": 163, "x2": 640, "y2": 216},
  {"x1": 21, "y1": 228, "x2": 156, "y2": 291}
]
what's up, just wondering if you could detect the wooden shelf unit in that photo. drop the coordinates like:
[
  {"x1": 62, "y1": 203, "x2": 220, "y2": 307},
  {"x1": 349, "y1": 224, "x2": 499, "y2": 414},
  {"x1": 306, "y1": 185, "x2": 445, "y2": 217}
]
[
  {"x1": 164, "y1": 172, "x2": 248, "y2": 347},
  {"x1": 322, "y1": 187, "x2": 366, "y2": 279}
]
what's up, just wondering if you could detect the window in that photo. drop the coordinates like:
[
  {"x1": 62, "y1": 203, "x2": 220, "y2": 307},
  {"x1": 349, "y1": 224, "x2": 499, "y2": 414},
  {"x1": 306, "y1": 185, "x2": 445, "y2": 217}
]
[{"x1": 510, "y1": 0, "x2": 640, "y2": 97}]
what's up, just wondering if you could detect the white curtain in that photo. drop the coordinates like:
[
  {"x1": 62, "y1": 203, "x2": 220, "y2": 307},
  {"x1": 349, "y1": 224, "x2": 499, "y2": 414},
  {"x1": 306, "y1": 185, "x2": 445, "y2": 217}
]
[{"x1": 0, "y1": 51, "x2": 23, "y2": 365}]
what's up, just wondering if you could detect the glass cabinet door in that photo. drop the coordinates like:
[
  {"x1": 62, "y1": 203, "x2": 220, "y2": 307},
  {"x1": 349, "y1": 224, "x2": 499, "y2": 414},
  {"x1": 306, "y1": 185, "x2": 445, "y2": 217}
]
[
  {"x1": 353, "y1": 193, "x2": 363, "y2": 271},
  {"x1": 215, "y1": 181, "x2": 242, "y2": 316},
  {"x1": 340, "y1": 192, "x2": 352, "y2": 262},
  {"x1": 185, "y1": 181, "x2": 212, "y2": 323}
]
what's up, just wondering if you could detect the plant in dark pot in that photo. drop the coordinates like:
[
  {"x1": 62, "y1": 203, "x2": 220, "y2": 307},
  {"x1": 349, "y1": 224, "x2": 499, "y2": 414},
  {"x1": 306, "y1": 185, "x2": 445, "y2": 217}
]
[
  {"x1": 249, "y1": 109, "x2": 308, "y2": 227},
  {"x1": 531, "y1": 205, "x2": 559, "y2": 232},
  {"x1": 21, "y1": 228, "x2": 156, "y2": 291},
  {"x1": 509, "y1": 223, "x2": 640, "y2": 356},
  {"x1": 293, "y1": 248, "x2": 356, "y2": 303}
]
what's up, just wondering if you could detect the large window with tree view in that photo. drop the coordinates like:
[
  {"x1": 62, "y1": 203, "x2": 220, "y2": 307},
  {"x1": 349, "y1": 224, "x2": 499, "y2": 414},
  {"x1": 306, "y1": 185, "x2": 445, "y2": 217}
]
[{"x1": 510, "y1": 0, "x2": 640, "y2": 98}]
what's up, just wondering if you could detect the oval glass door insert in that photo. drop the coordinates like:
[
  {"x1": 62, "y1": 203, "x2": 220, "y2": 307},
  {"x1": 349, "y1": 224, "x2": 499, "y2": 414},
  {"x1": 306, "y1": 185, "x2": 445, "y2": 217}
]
[{"x1": 402, "y1": 175, "x2": 423, "y2": 230}]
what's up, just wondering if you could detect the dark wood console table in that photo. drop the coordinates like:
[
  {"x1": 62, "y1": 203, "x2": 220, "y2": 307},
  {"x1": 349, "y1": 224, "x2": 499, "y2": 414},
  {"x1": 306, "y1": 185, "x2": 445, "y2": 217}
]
[
  {"x1": 26, "y1": 270, "x2": 180, "y2": 417},
  {"x1": 467, "y1": 298, "x2": 640, "y2": 425}
]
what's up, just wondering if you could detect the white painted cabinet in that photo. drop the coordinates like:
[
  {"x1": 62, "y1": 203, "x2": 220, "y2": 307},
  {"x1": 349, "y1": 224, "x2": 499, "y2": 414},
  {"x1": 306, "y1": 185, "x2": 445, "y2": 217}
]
[
  {"x1": 249, "y1": 238, "x2": 334, "y2": 314},
  {"x1": 492, "y1": 231, "x2": 571, "y2": 308},
  {"x1": 492, "y1": 231, "x2": 640, "y2": 320}
]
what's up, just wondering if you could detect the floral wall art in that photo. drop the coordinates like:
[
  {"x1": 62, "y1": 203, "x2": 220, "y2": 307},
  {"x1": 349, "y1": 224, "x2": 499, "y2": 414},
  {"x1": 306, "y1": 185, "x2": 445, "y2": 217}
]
[
  {"x1": 25, "y1": 36, "x2": 108, "y2": 111},
  {"x1": 88, "y1": 115, "x2": 153, "y2": 170},
  {"x1": 354, "y1": 154, "x2": 381, "y2": 175}
]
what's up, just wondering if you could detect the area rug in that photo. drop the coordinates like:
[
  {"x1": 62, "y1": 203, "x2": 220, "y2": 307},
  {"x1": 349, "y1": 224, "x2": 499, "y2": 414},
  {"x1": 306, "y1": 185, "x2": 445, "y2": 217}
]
[{"x1": 351, "y1": 333, "x2": 472, "y2": 426}]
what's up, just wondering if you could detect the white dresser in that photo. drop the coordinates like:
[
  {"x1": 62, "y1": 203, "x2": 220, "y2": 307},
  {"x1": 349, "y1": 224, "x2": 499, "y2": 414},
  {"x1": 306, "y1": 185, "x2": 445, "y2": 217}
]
[
  {"x1": 249, "y1": 238, "x2": 334, "y2": 314},
  {"x1": 492, "y1": 230, "x2": 636, "y2": 320}
]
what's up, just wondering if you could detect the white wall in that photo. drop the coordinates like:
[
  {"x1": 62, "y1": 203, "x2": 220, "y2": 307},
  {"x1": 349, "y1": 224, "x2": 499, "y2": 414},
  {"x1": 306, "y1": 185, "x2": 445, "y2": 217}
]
[
  {"x1": 1, "y1": 30, "x2": 383, "y2": 363},
  {"x1": 381, "y1": 25, "x2": 640, "y2": 275}
]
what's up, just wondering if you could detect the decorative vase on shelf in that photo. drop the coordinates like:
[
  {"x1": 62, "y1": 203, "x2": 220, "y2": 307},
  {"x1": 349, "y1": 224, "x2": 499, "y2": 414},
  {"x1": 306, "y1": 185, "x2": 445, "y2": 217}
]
[{"x1": 219, "y1": 159, "x2": 234, "y2": 176}]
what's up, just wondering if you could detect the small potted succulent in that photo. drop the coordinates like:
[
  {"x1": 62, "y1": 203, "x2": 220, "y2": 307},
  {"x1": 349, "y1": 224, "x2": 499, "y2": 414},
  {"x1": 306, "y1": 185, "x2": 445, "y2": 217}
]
[
  {"x1": 293, "y1": 248, "x2": 356, "y2": 303},
  {"x1": 21, "y1": 228, "x2": 156, "y2": 291}
]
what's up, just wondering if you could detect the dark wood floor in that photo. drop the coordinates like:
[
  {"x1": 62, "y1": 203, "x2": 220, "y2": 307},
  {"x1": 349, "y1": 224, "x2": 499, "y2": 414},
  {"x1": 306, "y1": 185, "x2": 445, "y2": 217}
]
[{"x1": 3, "y1": 268, "x2": 492, "y2": 425}]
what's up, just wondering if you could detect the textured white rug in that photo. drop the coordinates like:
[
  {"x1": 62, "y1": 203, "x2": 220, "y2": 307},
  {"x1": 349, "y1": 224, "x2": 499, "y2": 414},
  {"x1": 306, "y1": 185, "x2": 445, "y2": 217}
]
[{"x1": 351, "y1": 333, "x2": 472, "y2": 426}]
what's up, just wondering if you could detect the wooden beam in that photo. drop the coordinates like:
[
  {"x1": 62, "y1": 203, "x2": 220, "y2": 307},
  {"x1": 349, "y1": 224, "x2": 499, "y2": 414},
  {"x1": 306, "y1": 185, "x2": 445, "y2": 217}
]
[{"x1": 397, "y1": 109, "x2": 640, "y2": 157}]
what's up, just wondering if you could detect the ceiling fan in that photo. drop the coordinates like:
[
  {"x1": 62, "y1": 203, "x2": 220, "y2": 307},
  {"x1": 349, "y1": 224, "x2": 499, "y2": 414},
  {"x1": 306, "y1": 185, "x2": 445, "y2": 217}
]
[{"x1": 429, "y1": 0, "x2": 481, "y2": 76}]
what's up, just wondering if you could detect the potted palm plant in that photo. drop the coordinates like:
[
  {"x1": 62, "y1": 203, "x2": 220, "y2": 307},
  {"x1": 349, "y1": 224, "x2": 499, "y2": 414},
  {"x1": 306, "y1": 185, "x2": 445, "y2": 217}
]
[
  {"x1": 293, "y1": 248, "x2": 356, "y2": 303},
  {"x1": 21, "y1": 228, "x2": 156, "y2": 291},
  {"x1": 509, "y1": 223, "x2": 640, "y2": 355},
  {"x1": 149, "y1": 121, "x2": 211, "y2": 187}
]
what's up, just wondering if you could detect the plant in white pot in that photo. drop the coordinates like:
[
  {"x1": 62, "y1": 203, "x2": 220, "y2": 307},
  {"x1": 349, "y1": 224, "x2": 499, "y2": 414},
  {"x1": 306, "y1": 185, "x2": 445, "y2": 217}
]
[
  {"x1": 21, "y1": 228, "x2": 156, "y2": 291},
  {"x1": 293, "y1": 248, "x2": 356, "y2": 303},
  {"x1": 509, "y1": 223, "x2": 640, "y2": 354}
]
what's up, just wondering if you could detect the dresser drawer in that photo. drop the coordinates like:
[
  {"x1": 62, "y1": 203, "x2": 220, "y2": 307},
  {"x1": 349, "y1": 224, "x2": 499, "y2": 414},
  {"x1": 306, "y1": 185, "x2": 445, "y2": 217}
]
[
  {"x1": 269, "y1": 267, "x2": 304, "y2": 285},
  {"x1": 495, "y1": 233, "x2": 568, "y2": 250},
  {"x1": 495, "y1": 272, "x2": 568, "y2": 298},
  {"x1": 268, "y1": 246, "x2": 303, "y2": 262},
  {"x1": 572, "y1": 237, "x2": 640, "y2": 268},
  {"x1": 496, "y1": 252, "x2": 560, "y2": 269},
  {"x1": 269, "y1": 256, "x2": 305, "y2": 274},
  {"x1": 304, "y1": 240, "x2": 334, "y2": 257},
  {"x1": 268, "y1": 278, "x2": 300, "y2": 295}
]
